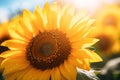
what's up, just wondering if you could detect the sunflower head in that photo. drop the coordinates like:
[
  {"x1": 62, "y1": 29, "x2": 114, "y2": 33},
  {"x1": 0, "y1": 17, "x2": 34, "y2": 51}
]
[
  {"x1": 93, "y1": 27, "x2": 120, "y2": 57},
  {"x1": 96, "y1": 4, "x2": 120, "y2": 31},
  {"x1": 93, "y1": 4, "x2": 120, "y2": 57},
  {"x1": 0, "y1": 2, "x2": 102, "y2": 80}
]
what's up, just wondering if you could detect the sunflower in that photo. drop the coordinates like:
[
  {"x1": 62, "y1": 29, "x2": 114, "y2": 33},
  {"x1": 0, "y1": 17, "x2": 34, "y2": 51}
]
[
  {"x1": 92, "y1": 27, "x2": 120, "y2": 57},
  {"x1": 95, "y1": 4, "x2": 120, "y2": 32},
  {"x1": 93, "y1": 4, "x2": 120, "y2": 57},
  {"x1": 0, "y1": 2, "x2": 102, "y2": 80}
]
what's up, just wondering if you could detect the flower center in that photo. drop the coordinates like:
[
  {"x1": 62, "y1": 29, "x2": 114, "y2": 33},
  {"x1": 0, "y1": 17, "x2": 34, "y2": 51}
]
[
  {"x1": 26, "y1": 30, "x2": 71, "y2": 70},
  {"x1": 40, "y1": 42, "x2": 53, "y2": 56},
  {"x1": 96, "y1": 35, "x2": 114, "y2": 52}
]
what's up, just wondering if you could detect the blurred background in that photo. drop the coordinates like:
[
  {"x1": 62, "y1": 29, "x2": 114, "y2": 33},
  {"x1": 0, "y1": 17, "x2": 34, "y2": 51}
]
[
  {"x1": 0, "y1": 0, "x2": 120, "y2": 80},
  {"x1": 0, "y1": 0, "x2": 53, "y2": 23}
]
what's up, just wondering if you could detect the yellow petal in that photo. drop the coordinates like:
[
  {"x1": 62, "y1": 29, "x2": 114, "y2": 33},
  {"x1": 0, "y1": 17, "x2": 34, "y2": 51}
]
[
  {"x1": 69, "y1": 11, "x2": 87, "y2": 29},
  {"x1": 5, "y1": 67, "x2": 31, "y2": 80},
  {"x1": 15, "y1": 22, "x2": 32, "y2": 40},
  {"x1": 71, "y1": 38, "x2": 99, "y2": 49},
  {"x1": 75, "y1": 58, "x2": 91, "y2": 70},
  {"x1": 34, "y1": 6, "x2": 45, "y2": 32},
  {"x1": 51, "y1": 67, "x2": 61, "y2": 80},
  {"x1": 23, "y1": 10, "x2": 39, "y2": 36},
  {"x1": 43, "y1": 3, "x2": 58, "y2": 30},
  {"x1": 22, "y1": 10, "x2": 39, "y2": 36},
  {"x1": 68, "y1": 27, "x2": 89, "y2": 43},
  {"x1": 67, "y1": 15, "x2": 89, "y2": 34},
  {"x1": 71, "y1": 49, "x2": 93, "y2": 60},
  {"x1": 23, "y1": 67, "x2": 42, "y2": 80},
  {"x1": 0, "y1": 50, "x2": 23, "y2": 58},
  {"x1": 59, "y1": 60, "x2": 77, "y2": 80},
  {"x1": 67, "y1": 55, "x2": 78, "y2": 66},
  {"x1": 88, "y1": 50, "x2": 103, "y2": 62},
  {"x1": 82, "y1": 59, "x2": 90, "y2": 70},
  {"x1": 75, "y1": 59, "x2": 90, "y2": 70},
  {"x1": 19, "y1": 19, "x2": 33, "y2": 38},
  {"x1": 75, "y1": 59, "x2": 85, "y2": 69},
  {"x1": 1, "y1": 39, "x2": 27, "y2": 50},
  {"x1": 67, "y1": 16, "x2": 90, "y2": 37},
  {"x1": 59, "y1": 64, "x2": 68, "y2": 80},
  {"x1": 8, "y1": 17, "x2": 32, "y2": 40},
  {"x1": 42, "y1": 2, "x2": 49, "y2": 29},
  {"x1": 58, "y1": 5, "x2": 73, "y2": 32},
  {"x1": 81, "y1": 38, "x2": 99, "y2": 48},
  {"x1": 8, "y1": 24, "x2": 28, "y2": 41},
  {"x1": 71, "y1": 49, "x2": 102, "y2": 62},
  {"x1": 1, "y1": 52, "x2": 29, "y2": 76},
  {"x1": 63, "y1": 61, "x2": 77, "y2": 80},
  {"x1": 39, "y1": 69, "x2": 51, "y2": 80}
]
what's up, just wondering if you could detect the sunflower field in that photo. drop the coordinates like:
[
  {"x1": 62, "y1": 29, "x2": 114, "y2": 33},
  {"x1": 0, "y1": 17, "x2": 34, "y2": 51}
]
[{"x1": 0, "y1": 0, "x2": 120, "y2": 80}]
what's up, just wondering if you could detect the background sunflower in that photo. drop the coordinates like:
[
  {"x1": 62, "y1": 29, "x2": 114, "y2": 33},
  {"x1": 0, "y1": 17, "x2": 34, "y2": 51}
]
[
  {"x1": 95, "y1": 4, "x2": 120, "y2": 33},
  {"x1": 92, "y1": 4, "x2": 120, "y2": 58},
  {"x1": 91, "y1": 3, "x2": 120, "y2": 80}
]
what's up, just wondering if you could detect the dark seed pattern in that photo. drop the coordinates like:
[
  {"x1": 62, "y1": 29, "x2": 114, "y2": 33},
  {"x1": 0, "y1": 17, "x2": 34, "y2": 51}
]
[{"x1": 26, "y1": 30, "x2": 71, "y2": 70}]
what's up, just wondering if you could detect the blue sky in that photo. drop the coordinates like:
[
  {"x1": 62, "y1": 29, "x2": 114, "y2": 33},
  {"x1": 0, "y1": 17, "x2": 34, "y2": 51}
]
[{"x1": 0, "y1": 0, "x2": 53, "y2": 23}]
